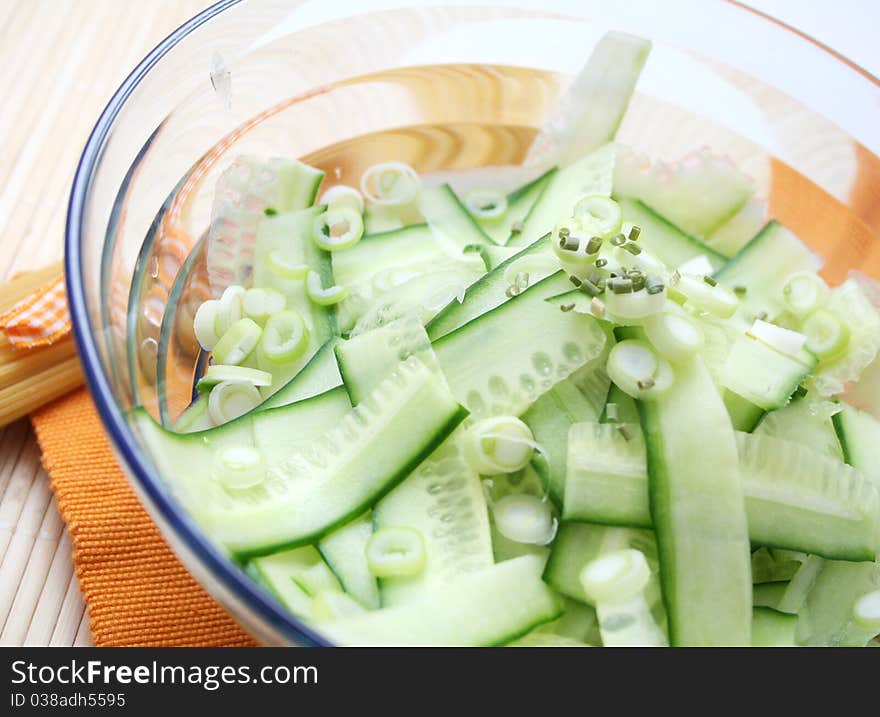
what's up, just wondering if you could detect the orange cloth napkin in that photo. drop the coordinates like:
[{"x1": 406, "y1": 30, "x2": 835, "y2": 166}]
[{"x1": 31, "y1": 388, "x2": 257, "y2": 647}]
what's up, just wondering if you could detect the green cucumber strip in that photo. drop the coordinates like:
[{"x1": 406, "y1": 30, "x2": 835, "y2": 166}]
[
  {"x1": 477, "y1": 168, "x2": 557, "y2": 245},
  {"x1": 331, "y1": 224, "x2": 438, "y2": 290},
  {"x1": 737, "y1": 432, "x2": 880, "y2": 562},
  {"x1": 750, "y1": 547, "x2": 800, "y2": 584},
  {"x1": 720, "y1": 333, "x2": 816, "y2": 412},
  {"x1": 200, "y1": 357, "x2": 468, "y2": 558},
  {"x1": 833, "y1": 403, "x2": 880, "y2": 488},
  {"x1": 252, "y1": 387, "x2": 351, "y2": 474},
  {"x1": 257, "y1": 340, "x2": 342, "y2": 410},
  {"x1": 639, "y1": 356, "x2": 752, "y2": 646},
  {"x1": 432, "y1": 271, "x2": 607, "y2": 418},
  {"x1": 464, "y1": 243, "x2": 520, "y2": 271},
  {"x1": 252, "y1": 206, "x2": 336, "y2": 396},
  {"x1": 563, "y1": 422, "x2": 651, "y2": 527},
  {"x1": 758, "y1": 396, "x2": 843, "y2": 462},
  {"x1": 522, "y1": 364, "x2": 609, "y2": 507},
  {"x1": 752, "y1": 582, "x2": 789, "y2": 611},
  {"x1": 796, "y1": 560, "x2": 880, "y2": 647},
  {"x1": 714, "y1": 220, "x2": 822, "y2": 322},
  {"x1": 542, "y1": 522, "x2": 658, "y2": 606},
  {"x1": 776, "y1": 555, "x2": 824, "y2": 615},
  {"x1": 617, "y1": 197, "x2": 726, "y2": 271},
  {"x1": 722, "y1": 389, "x2": 766, "y2": 433},
  {"x1": 528, "y1": 596, "x2": 600, "y2": 646},
  {"x1": 751, "y1": 607, "x2": 798, "y2": 647},
  {"x1": 248, "y1": 545, "x2": 339, "y2": 617},
  {"x1": 524, "y1": 32, "x2": 650, "y2": 168},
  {"x1": 426, "y1": 233, "x2": 553, "y2": 341},
  {"x1": 335, "y1": 315, "x2": 436, "y2": 405},
  {"x1": 171, "y1": 394, "x2": 213, "y2": 433},
  {"x1": 704, "y1": 197, "x2": 767, "y2": 259},
  {"x1": 373, "y1": 432, "x2": 493, "y2": 607},
  {"x1": 510, "y1": 143, "x2": 617, "y2": 247},
  {"x1": 420, "y1": 183, "x2": 494, "y2": 249},
  {"x1": 314, "y1": 555, "x2": 561, "y2": 646},
  {"x1": 317, "y1": 514, "x2": 380, "y2": 610}
]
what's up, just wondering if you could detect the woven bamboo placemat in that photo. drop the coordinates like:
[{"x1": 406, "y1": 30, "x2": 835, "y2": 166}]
[{"x1": 0, "y1": 0, "x2": 214, "y2": 648}]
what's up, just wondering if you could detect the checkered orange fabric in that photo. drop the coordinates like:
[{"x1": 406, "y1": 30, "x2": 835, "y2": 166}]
[{"x1": 0, "y1": 272, "x2": 70, "y2": 349}]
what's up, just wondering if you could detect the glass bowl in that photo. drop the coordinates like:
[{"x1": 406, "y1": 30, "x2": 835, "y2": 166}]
[{"x1": 66, "y1": 0, "x2": 880, "y2": 646}]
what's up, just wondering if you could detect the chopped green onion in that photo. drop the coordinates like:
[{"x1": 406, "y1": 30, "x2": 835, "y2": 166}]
[
  {"x1": 193, "y1": 299, "x2": 222, "y2": 350},
  {"x1": 643, "y1": 311, "x2": 704, "y2": 362},
  {"x1": 802, "y1": 309, "x2": 850, "y2": 360},
  {"x1": 311, "y1": 590, "x2": 366, "y2": 621},
  {"x1": 212, "y1": 444, "x2": 267, "y2": 491},
  {"x1": 618, "y1": 424, "x2": 634, "y2": 441},
  {"x1": 313, "y1": 207, "x2": 364, "y2": 251},
  {"x1": 579, "y1": 279, "x2": 602, "y2": 297},
  {"x1": 623, "y1": 242, "x2": 642, "y2": 256},
  {"x1": 782, "y1": 271, "x2": 829, "y2": 317},
  {"x1": 580, "y1": 549, "x2": 651, "y2": 605},
  {"x1": 606, "y1": 339, "x2": 675, "y2": 400},
  {"x1": 465, "y1": 189, "x2": 508, "y2": 222},
  {"x1": 465, "y1": 416, "x2": 535, "y2": 474},
  {"x1": 608, "y1": 277, "x2": 633, "y2": 294},
  {"x1": 264, "y1": 207, "x2": 277, "y2": 216},
  {"x1": 586, "y1": 236, "x2": 603, "y2": 255},
  {"x1": 675, "y1": 273, "x2": 739, "y2": 319},
  {"x1": 748, "y1": 319, "x2": 807, "y2": 357},
  {"x1": 242, "y1": 287, "x2": 286, "y2": 324},
  {"x1": 207, "y1": 380, "x2": 262, "y2": 424},
  {"x1": 214, "y1": 285, "x2": 246, "y2": 338},
  {"x1": 212, "y1": 317, "x2": 262, "y2": 366},
  {"x1": 491, "y1": 494, "x2": 557, "y2": 546},
  {"x1": 703, "y1": 275, "x2": 717, "y2": 287},
  {"x1": 733, "y1": 286, "x2": 748, "y2": 297},
  {"x1": 605, "y1": 403, "x2": 619, "y2": 422},
  {"x1": 366, "y1": 527, "x2": 426, "y2": 578},
  {"x1": 503, "y1": 254, "x2": 559, "y2": 290},
  {"x1": 570, "y1": 275, "x2": 583, "y2": 288},
  {"x1": 595, "y1": 258, "x2": 608, "y2": 268},
  {"x1": 360, "y1": 161, "x2": 420, "y2": 206},
  {"x1": 560, "y1": 303, "x2": 575, "y2": 312},
  {"x1": 319, "y1": 184, "x2": 365, "y2": 214},
  {"x1": 558, "y1": 226, "x2": 571, "y2": 239},
  {"x1": 559, "y1": 236, "x2": 580, "y2": 252},
  {"x1": 266, "y1": 250, "x2": 309, "y2": 280},
  {"x1": 510, "y1": 221, "x2": 524, "y2": 236},
  {"x1": 306, "y1": 270, "x2": 348, "y2": 306},
  {"x1": 853, "y1": 590, "x2": 880, "y2": 631},
  {"x1": 572, "y1": 195, "x2": 622, "y2": 239},
  {"x1": 261, "y1": 309, "x2": 309, "y2": 364},
  {"x1": 196, "y1": 365, "x2": 272, "y2": 392},
  {"x1": 645, "y1": 275, "x2": 665, "y2": 295},
  {"x1": 628, "y1": 226, "x2": 641, "y2": 242},
  {"x1": 591, "y1": 298, "x2": 606, "y2": 318},
  {"x1": 610, "y1": 233, "x2": 627, "y2": 247}
]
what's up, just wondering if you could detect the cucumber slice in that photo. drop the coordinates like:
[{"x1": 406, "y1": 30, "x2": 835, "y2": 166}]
[
  {"x1": 524, "y1": 32, "x2": 650, "y2": 168},
  {"x1": 528, "y1": 596, "x2": 600, "y2": 646},
  {"x1": 248, "y1": 545, "x2": 339, "y2": 617},
  {"x1": 477, "y1": 168, "x2": 557, "y2": 245},
  {"x1": 433, "y1": 272, "x2": 607, "y2": 418},
  {"x1": 373, "y1": 433, "x2": 493, "y2": 606},
  {"x1": 335, "y1": 315, "x2": 436, "y2": 404},
  {"x1": 639, "y1": 356, "x2": 752, "y2": 646},
  {"x1": 510, "y1": 143, "x2": 617, "y2": 248},
  {"x1": 833, "y1": 403, "x2": 880, "y2": 488},
  {"x1": 258, "y1": 340, "x2": 342, "y2": 410},
  {"x1": 777, "y1": 555, "x2": 824, "y2": 615},
  {"x1": 172, "y1": 394, "x2": 214, "y2": 433},
  {"x1": 563, "y1": 421, "x2": 650, "y2": 528},
  {"x1": 757, "y1": 396, "x2": 843, "y2": 462},
  {"x1": 426, "y1": 233, "x2": 554, "y2": 341},
  {"x1": 187, "y1": 357, "x2": 466, "y2": 558},
  {"x1": 737, "y1": 432, "x2": 880, "y2": 562},
  {"x1": 714, "y1": 220, "x2": 822, "y2": 322},
  {"x1": 420, "y1": 183, "x2": 494, "y2": 249},
  {"x1": 753, "y1": 582, "x2": 789, "y2": 611},
  {"x1": 617, "y1": 198, "x2": 726, "y2": 272},
  {"x1": 751, "y1": 607, "x2": 798, "y2": 647},
  {"x1": 331, "y1": 224, "x2": 439, "y2": 290},
  {"x1": 317, "y1": 514, "x2": 380, "y2": 610},
  {"x1": 751, "y1": 547, "x2": 800, "y2": 584},
  {"x1": 314, "y1": 555, "x2": 561, "y2": 646},
  {"x1": 704, "y1": 197, "x2": 767, "y2": 259}
]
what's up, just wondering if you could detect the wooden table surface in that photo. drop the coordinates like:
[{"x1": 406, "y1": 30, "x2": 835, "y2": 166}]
[{"x1": 0, "y1": 0, "x2": 214, "y2": 648}]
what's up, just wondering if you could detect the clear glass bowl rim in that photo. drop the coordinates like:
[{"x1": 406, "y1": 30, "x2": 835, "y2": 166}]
[{"x1": 64, "y1": 0, "x2": 880, "y2": 646}]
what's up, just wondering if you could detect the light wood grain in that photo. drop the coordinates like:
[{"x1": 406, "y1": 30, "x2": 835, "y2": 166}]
[{"x1": 0, "y1": 0, "x2": 215, "y2": 647}]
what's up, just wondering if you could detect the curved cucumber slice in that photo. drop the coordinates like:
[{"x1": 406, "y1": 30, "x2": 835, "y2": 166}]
[
  {"x1": 248, "y1": 545, "x2": 340, "y2": 617},
  {"x1": 477, "y1": 168, "x2": 557, "y2": 245},
  {"x1": 318, "y1": 514, "x2": 380, "y2": 610},
  {"x1": 420, "y1": 183, "x2": 494, "y2": 250},
  {"x1": 258, "y1": 340, "x2": 341, "y2": 411},
  {"x1": 314, "y1": 555, "x2": 561, "y2": 646},
  {"x1": 833, "y1": 403, "x2": 880, "y2": 488}
]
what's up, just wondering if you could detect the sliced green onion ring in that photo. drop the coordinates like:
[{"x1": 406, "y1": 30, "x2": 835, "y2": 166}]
[
  {"x1": 214, "y1": 285, "x2": 246, "y2": 337},
  {"x1": 243, "y1": 287, "x2": 286, "y2": 324},
  {"x1": 319, "y1": 184, "x2": 365, "y2": 213},
  {"x1": 604, "y1": 287, "x2": 668, "y2": 323},
  {"x1": 196, "y1": 365, "x2": 272, "y2": 393},
  {"x1": 366, "y1": 527, "x2": 426, "y2": 578},
  {"x1": 673, "y1": 273, "x2": 739, "y2": 318},
  {"x1": 207, "y1": 380, "x2": 262, "y2": 424},
  {"x1": 212, "y1": 444, "x2": 266, "y2": 491},
  {"x1": 606, "y1": 339, "x2": 675, "y2": 400},
  {"x1": 465, "y1": 189, "x2": 508, "y2": 222},
  {"x1": 579, "y1": 549, "x2": 651, "y2": 604},
  {"x1": 782, "y1": 271, "x2": 829, "y2": 317},
  {"x1": 802, "y1": 309, "x2": 850, "y2": 360},
  {"x1": 853, "y1": 590, "x2": 880, "y2": 631},
  {"x1": 211, "y1": 317, "x2": 262, "y2": 366},
  {"x1": 313, "y1": 207, "x2": 365, "y2": 251},
  {"x1": 193, "y1": 299, "x2": 222, "y2": 350},
  {"x1": 572, "y1": 195, "x2": 622, "y2": 239},
  {"x1": 464, "y1": 416, "x2": 535, "y2": 474},
  {"x1": 306, "y1": 270, "x2": 349, "y2": 306},
  {"x1": 748, "y1": 319, "x2": 807, "y2": 357},
  {"x1": 492, "y1": 494, "x2": 557, "y2": 546},
  {"x1": 266, "y1": 250, "x2": 309, "y2": 280},
  {"x1": 260, "y1": 309, "x2": 310, "y2": 364},
  {"x1": 361, "y1": 161, "x2": 420, "y2": 206},
  {"x1": 643, "y1": 310, "x2": 704, "y2": 362},
  {"x1": 311, "y1": 590, "x2": 366, "y2": 621}
]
